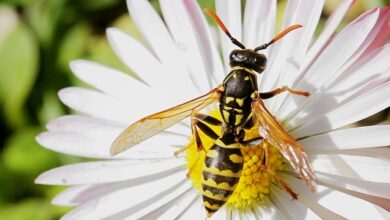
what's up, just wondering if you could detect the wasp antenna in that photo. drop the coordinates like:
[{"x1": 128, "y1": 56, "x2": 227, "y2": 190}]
[
  {"x1": 255, "y1": 24, "x2": 303, "y2": 51},
  {"x1": 204, "y1": 8, "x2": 245, "y2": 49}
]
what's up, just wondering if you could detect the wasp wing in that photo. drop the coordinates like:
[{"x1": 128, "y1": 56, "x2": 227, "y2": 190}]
[
  {"x1": 111, "y1": 88, "x2": 221, "y2": 155},
  {"x1": 252, "y1": 99, "x2": 316, "y2": 191}
]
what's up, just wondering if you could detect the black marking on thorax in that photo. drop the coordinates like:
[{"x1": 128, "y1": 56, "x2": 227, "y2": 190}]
[{"x1": 220, "y1": 68, "x2": 258, "y2": 128}]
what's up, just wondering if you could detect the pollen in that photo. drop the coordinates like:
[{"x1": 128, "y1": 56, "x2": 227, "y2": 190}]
[{"x1": 185, "y1": 109, "x2": 285, "y2": 210}]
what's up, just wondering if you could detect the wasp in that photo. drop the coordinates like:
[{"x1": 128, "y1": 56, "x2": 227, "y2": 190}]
[{"x1": 111, "y1": 9, "x2": 316, "y2": 217}]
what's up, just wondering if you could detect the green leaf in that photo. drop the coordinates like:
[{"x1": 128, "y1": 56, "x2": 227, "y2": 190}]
[
  {"x1": 38, "y1": 91, "x2": 65, "y2": 125},
  {"x1": 86, "y1": 15, "x2": 142, "y2": 79},
  {"x1": 25, "y1": 0, "x2": 65, "y2": 47},
  {"x1": 2, "y1": 127, "x2": 60, "y2": 177},
  {"x1": 0, "y1": 15, "x2": 39, "y2": 128},
  {"x1": 79, "y1": 0, "x2": 120, "y2": 10},
  {"x1": 0, "y1": 199, "x2": 68, "y2": 220},
  {"x1": 57, "y1": 23, "x2": 92, "y2": 69}
]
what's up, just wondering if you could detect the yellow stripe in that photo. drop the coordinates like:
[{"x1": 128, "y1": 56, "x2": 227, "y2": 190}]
[
  {"x1": 207, "y1": 150, "x2": 218, "y2": 158},
  {"x1": 202, "y1": 166, "x2": 241, "y2": 177},
  {"x1": 236, "y1": 98, "x2": 244, "y2": 107},
  {"x1": 226, "y1": 97, "x2": 234, "y2": 104},
  {"x1": 222, "y1": 110, "x2": 230, "y2": 122},
  {"x1": 203, "y1": 190, "x2": 229, "y2": 201},
  {"x1": 229, "y1": 154, "x2": 243, "y2": 163},
  {"x1": 230, "y1": 66, "x2": 256, "y2": 76},
  {"x1": 215, "y1": 139, "x2": 240, "y2": 149},
  {"x1": 223, "y1": 105, "x2": 243, "y2": 113},
  {"x1": 202, "y1": 178, "x2": 237, "y2": 191},
  {"x1": 223, "y1": 106, "x2": 232, "y2": 110},
  {"x1": 203, "y1": 201, "x2": 222, "y2": 210},
  {"x1": 234, "y1": 108, "x2": 243, "y2": 113},
  {"x1": 234, "y1": 114, "x2": 243, "y2": 126}
]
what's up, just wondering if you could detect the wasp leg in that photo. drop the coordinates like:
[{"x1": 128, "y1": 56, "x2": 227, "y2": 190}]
[
  {"x1": 244, "y1": 115, "x2": 255, "y2": 129},
  {"x1": 174, "y1": 113, "x2": 221, "y2": 157},
  {"x1": 260, "y1": 141, "x2": 269, "y2": 170},
  {"x1": 241, "y1": 137, "x2": 263, "y2": 146},
  {"x1": 260, "y1": 86, "x2": 310, "y2": 99},
  {"x1": 192, "y1": 113, "x2": 221, "y2": 151},
  {"x1": 186, "y1": 114, "x2": 222, "y2": 178},
  {"x1": 275, "y1": 175, "x2": 299, "y2": 200}
]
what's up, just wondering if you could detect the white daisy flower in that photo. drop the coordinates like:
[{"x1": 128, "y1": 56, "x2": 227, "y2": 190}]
[{"x1": 36, "y1": 0, "x2": 390, "y2": 219}]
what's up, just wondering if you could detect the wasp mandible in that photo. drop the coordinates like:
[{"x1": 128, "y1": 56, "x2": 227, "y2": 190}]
[{"x1": 111, "y1": 8, "x2": 316, "y2": 218}]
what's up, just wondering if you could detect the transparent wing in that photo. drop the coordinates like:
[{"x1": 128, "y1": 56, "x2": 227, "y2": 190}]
[
  {"x1": 252, "y1": 99, "x2": 317, "y2": 191},
  {"x1": 110, "y1": 88, "x2": 221, "y2": 155}
]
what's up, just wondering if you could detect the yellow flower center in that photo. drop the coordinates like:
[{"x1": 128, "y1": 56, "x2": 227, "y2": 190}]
[{"x1": 185, "y1": 109, "x2": 284, "y2": 209}]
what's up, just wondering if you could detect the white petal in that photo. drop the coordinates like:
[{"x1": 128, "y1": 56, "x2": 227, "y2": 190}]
[
  {"x1": 160, "y1": 0, "x2": 211, "y2": 92},
  {"x1": 300, "y1": 125, "x2": 390, "y2": 154},
  {"x1": 35, "y1": 158, "x2": 184, "y2": 185},
  {"x1": 123, "y1": 182, "x2": 192, "y2": 219},
  {"x1": 231, "y1": 209, "x2": 241, "y2": 220},
  {"x1": 312, "y1": 155, "x2": 390, "y2": 182},
  {"x1": 280, "y1": 8, "x2": 390, "y2": 121},
  {"x1": 282, "y1": 175, "x2": 346, "y2": 220},
  {"x1": 261, "y1": 0, "x2": 324, "y2": 93},
  {"x1": 46, "y1": 114, "x2": 124, "y2": 135},
  {"x1": 266, "y1": 0, "x2": 325, "y2": 102},
  {"x1": 58, "y1": 87, "x2": 195, "y2": 128},
  {"x1": 140, "y1": 189, "x2": 194, "y2": 219},
  {"x1": 280, "y1": 8, "x2": 380, "y2": 117},
  {"x1": 216, "y1": 0, "x2": 242, "y2": 71},
  {"x1": 178, "y1": 195, "x2": 207, "y2": 220},
  {"x1": 236, "y1": 208, "x2": 255, "y2": 220},
  {"x1": 305, "y1": 0, "x2": 355, "y2": 67},
  {"x1": 182, "y1": 0, "x2": 225, "y2": 83},
  {"x1": 106, "y1": 28, "x2": 165, "y2": 87},
  {"x1": 47, "y1": 114, "x2": 190, "y2": 147},
  {"x1": 126, "y1": 0, "x2": 200, "y2": 100},
  {"x1": 339, "y1": 147, "x2": 390, "y2": 159},
  {"x1": 359, "y1": 8, "x2": 390, "y2": 56},
  {"x1": 243, "y1": 0, "x2": 276, "y2": 48},
  {"x1": 156, "y1": 191, "x2": 198, "y2": 220},
  {"x1": 283, "y1": 45, "x2": 390, "y2": 126},
  {"x1": 272, "y1": 186, "x2": 321, "y2": 220},
  {"x1": 317, "y1": 171, "x2": 390, "y2": 198},
  {"x1": 36, "y1": 129, "x2": 183, "y2": 159},
  {"x1": 310, "y1": 184, "x2": 389, "y2": 219},
  {"x1": 251, "y1": 204, "x2": 287, "y2": 220},
  {"x1": 62, "y1": 171, "x2": 188, "y2": 219},
  {"x1": 107, "y1": 28, "x2": 199, "y2": 106},
  {"x1": 58, "y1": 87, "x2": 136, "y2": 123},
  {"x1": 292, "y1": 81, "x2": 390, "y2": 137},
  {"x1": 53, "y1": 184, "x2": 115, "y2": 206},
  {"x1": 321, "y1": 8, "x2": 389, "y2": 89},
  {"x1": 210, "y1": 206, "x2": 228, "y2": 220},
  {"x1": 36, "y1": 131, "x2": 114, "y2": 158},
  {"x1": 328, "y1": 44, "x2": 390, "y2": 101},
  {"x1": 298, "y1": 8, "x2": 379, "y2": 91},
  {"x1": 69, "y1": 60, "x2": 148, "y2": 100},
  {"x1": 126, "y1": 0, "x2": 181, "y2": 70}
]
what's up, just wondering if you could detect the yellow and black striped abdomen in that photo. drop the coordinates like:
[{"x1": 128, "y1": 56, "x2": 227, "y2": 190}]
[{"x1": 201, "y1": 137, "x2": 243, "y2": 217}]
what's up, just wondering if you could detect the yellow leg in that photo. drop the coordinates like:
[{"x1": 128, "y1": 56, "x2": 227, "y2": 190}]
[
  {"x1": 275, "y1": 175, "x2": 299, "y2": 200},
  {"x1": 174, "y1": 145, "x2": 191, "y2": 157},
  {"x1": 260, "y1": 86, "x2": 310, "y2": 99}
]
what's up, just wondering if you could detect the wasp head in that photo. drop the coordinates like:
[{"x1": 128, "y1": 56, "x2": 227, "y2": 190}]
[{"x1": 229, "y1": 49, "x2": 267, "y2": 74}]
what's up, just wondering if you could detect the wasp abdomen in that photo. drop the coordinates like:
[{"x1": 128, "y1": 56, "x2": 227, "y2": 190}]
[{"x1": 201, "y1": 138, "x2": 243, "y2": 217}]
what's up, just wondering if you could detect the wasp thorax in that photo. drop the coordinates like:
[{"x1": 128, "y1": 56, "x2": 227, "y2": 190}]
[{"x1": 229, "y1": 49, "x2": 267, "y2": 73}]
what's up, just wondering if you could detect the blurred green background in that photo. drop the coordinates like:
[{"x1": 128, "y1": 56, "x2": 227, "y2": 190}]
[{"x1": 0, "y1": 0, "x2": 388, "y2": 219}]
